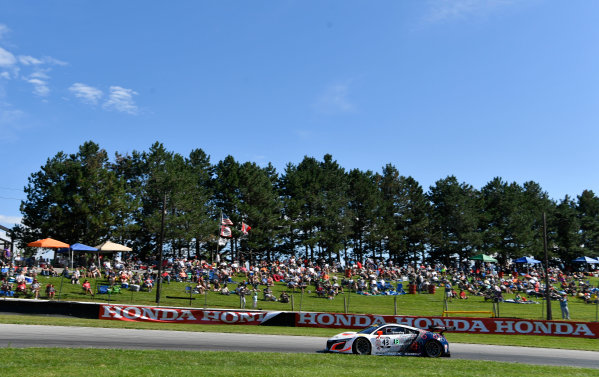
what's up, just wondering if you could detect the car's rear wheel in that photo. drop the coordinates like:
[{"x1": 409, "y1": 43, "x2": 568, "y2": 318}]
[
  {"x1": 352, "y1": 337, "x2": 371, "y2": 355},
  {"x1": 424, "y1": 340, "x2": 443, "y2": 358}
]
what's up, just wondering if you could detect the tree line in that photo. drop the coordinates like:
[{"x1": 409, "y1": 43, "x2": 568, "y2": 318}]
[{"x1": 13, "y1": 141, "x2": 599, "y2": 267}]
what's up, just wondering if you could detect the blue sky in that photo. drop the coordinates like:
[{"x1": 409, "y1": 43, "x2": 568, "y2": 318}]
[{"x1": 0, "y1": 1, "x2": 598, "y2": 230}]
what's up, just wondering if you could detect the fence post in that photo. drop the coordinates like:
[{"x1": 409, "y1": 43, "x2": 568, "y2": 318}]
[
  {"x1": 57, "y1": 274, "x2": 64, "y2": 301},
  {"x1": 541, "y1": 298, "x2": 544, "y2": 319},
  {"x1": 347, "y1": 291, "x2": 350, "y2": 312},
  {"x1": 299, "y1": 290, "x2": 303, "y2": 313},
  {"x1": 394, "y1": 295, "x2": 397, "y2": 315},
  {"x1": 291, "y1": 294, "x2": 295, "y2": 311},
  {"x1": 94, "y1": 277, "x2": 98, "y2": 303},
  {"x1": 204, "y1": 291, "x2": 207, "y2": 309}
]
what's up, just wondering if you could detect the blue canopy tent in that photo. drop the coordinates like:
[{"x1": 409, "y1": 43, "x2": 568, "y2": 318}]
[
  {"x1": 572, "y1": 256, "x2": 599, "y2": 272},
  {"x1": 573, "y1": 256, "x2": 599, "y2": 264},
  {"x1": 62, "y1": 243, "x2": 98, "y2": 268},
  {"x1": 514, "y1": 257, "x2": 542, "y2": 264}
]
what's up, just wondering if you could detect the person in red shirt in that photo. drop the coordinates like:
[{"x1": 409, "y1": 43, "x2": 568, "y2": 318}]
[{"x1": 82, "y1": 279, "x2": 94, "y2": 296}]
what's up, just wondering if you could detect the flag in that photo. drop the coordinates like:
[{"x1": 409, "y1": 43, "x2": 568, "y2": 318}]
[
  {"x1": 221, "y1": 213, "x2": 234, "y2": 225},
  {"x1": 241, "y1": 222, "x2": 251, "y2": 235},
  {"x1": 220, "y1": 225, "x2": 232, "y2": 238},
  {"x1": 218, "y1": 237, "x2": 228, "y2": 246}
]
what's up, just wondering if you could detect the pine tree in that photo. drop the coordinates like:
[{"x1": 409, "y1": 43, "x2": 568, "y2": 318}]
[{"x1": 428, "y1": 176, "x2": 481, "y2": 264}]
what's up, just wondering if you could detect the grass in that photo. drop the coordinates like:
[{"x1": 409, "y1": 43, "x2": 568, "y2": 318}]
[
  {"x1": 0, "y1": 348, "x2": 597, "y2": 377},
  {"x1": 1, "y1": 314, "x2": 598, "y2": 351},
  {"x1": 21, "y1": 274, "x2": 599, "y2": 322}
]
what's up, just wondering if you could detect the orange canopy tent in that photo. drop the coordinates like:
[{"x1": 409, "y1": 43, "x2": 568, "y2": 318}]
[
  {"x1": 28, "y1": 238, "x2": 70, "y2": 267},
  {"x1": 27, "y1": 238, "x2": 70, "y2": 248}
]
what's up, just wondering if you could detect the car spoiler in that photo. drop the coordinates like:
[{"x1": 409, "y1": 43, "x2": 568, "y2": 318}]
[{"x1": 429, "y1": 326, "x2": 455, "y2": 335}]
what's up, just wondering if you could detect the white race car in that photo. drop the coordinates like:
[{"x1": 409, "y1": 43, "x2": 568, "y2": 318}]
[{"x1": 325, "y1": 323, "x2": 451, "y2": 357}]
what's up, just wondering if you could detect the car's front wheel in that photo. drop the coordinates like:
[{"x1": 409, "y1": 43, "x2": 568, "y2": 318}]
[
  {"x1": 352, "y1": 337, "x2": 371, "y2": 355},
  {"x1": 424, "y1": 340, "x2": 443, "y2": 358}
]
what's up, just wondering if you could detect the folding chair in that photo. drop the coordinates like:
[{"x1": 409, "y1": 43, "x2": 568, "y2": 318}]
[
  {"x1": 396, "y1": 283, "x2": 407, "y2": 295},
  {"x1": 97, "y1": 285, "x2": 109, "y2": 294}
]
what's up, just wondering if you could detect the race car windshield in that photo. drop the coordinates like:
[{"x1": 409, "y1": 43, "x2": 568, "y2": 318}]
[{"x1": 357, "y1": 325, "x2": 381, "y2": 334}]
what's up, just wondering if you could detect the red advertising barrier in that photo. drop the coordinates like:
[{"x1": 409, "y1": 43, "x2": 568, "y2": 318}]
[
  {"x1": 99, "y1": 304, "x2": 599, "y2": 339},
  {"x1": 296, "y1": 312, "x2": 599, "y2": 339},
  {"x1": 99, "y1": 304, "x2": 277, "y2": 325}
]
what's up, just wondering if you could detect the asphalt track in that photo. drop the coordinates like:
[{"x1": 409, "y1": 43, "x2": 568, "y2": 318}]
[{"x1": 0, "y1": 324, "x2": 597, "y2": 369}]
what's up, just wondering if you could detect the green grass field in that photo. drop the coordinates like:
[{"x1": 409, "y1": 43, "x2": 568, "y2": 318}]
[
  {"x1": 24, "y1": 274, "x2": 599, "y2": 322},
  {"x1": 1, "y1": 348, "x2": 597, "y2": 377}
]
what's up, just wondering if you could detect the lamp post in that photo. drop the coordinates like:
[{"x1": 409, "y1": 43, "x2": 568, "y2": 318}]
[
  {"x1": 156, "y1": 193, "x2": 166, "y2": 305},
  {"x1": 543, "y1": 212, "x2": 552, "y2": 320}
]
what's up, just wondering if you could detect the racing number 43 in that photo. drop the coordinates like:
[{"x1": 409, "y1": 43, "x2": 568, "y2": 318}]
[{"x1": 381, "y1": 338, "x2": 400, "y2": 347}]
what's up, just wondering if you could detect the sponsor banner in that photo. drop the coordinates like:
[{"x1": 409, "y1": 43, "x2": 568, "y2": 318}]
[
  {"x1": 100, "y1": 304, "x2": 278, "y2": 325},
  {"x1": 296, "y1": 312, "x2": 599, "y2": 339}
]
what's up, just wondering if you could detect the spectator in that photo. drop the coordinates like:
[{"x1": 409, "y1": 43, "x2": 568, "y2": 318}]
[
  {"x1": 560, "y1": 294, "x2": 570, "y2": 320},
  {"x1": 71, "y1": 268, "x2": 81, "y2": 284},
  {"x1": 46, "y1": 283, "x2": 56, "y2": 299},
  {"x1": 444, "y1": 281, "x2": 453, "y2": 302},
  {"x1": 143, "y1": 277, "x2": 153, "y2": 292},
  {"x1": 82, "y1": 279, "x2": 94, "y2": 296},
  {"x1": 221, "y1": 284, "x2": 230, "y2": 295},
  {"x1": 16, "y1": 280, "x2": 27, "y2": 295},
  {"x1": 31, "y1": 279, "x2": 41, "y2": 299}
]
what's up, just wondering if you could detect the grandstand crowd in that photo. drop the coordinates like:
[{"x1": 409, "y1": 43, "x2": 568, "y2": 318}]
[{"x1": 0, "y1": 253, "x2": 597, "y2": 305}]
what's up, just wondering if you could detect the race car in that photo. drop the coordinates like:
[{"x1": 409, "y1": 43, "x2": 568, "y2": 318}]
[{"x1": 325, "y1": 323, "x2": 451, "y2": 357}]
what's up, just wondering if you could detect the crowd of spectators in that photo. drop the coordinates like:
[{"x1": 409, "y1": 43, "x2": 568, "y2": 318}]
[{"x1": 0, "y1": 252, "x2": 597, "y2": 307}]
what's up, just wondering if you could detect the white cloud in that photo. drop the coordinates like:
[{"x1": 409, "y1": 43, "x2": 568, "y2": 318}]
[
  {"x1": 315, "y1": 83, "x2": 355, "y2": 114},
  {"x1": 43, "y1": 56, "x2": 67, "y2": 66},
  {"x1": 29, "y1": 70, "x2": 49, "y2": 79},
  {"x1": 26, "y1": 78, "x2": 50, "y2": 96},
  {"x1": 0, "y1": 47, "x2": 16, "y2": 67},
  {"x1": 69, "y1": 82, "x2": 103, "y2": 105},
  {"x1": 425, "y1": 0, "x2": 515, "y2": 23},
  {"x1": 18, "y1": 55, "x2": 43, "y2": 65},
  {"x1": 0, "y1": 214, "x2": 22, "y2": 225},
  {"x1": 103, "y1": 86, "x2": 138, "y2": 114},
  {"x1": 0, "y1": 72, "x2": 9, "y2": 79}
]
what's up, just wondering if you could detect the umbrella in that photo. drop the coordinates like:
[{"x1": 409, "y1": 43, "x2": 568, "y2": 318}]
[
  {"x1": 67, "y1": 243, "x2": 98, "y2": 269},
  {"x1": 94, "y1": 240, "x2": 132, "y2": 253},
  {"x1": 514, "y1": 256, "x2": 542, "y2": 264},
  {"x1": 28, "y1": 238, "x2": 70, "y2": 268},
  {"x1": 27, "y1": 238, "x2": 69, "y2": 248},
  {"x1": 572, "y1": 256, "x2": 599, "y2": 264},
  {"x1": 71, "y1": 243, "x2": 98, "y2": 252},
  {"x1": 469, "y1": 254, "x2": 498, "y2": 263}
]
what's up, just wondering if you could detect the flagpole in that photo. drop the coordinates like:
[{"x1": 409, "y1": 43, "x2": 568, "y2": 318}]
[{"x1": 214, "y1": 211, "x2": 221, "y2": 265}]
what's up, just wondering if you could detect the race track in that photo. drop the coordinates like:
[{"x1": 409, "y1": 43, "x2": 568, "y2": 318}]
[{"x1": 0, "y1": 324, "x2": 597, "y2": 369}]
